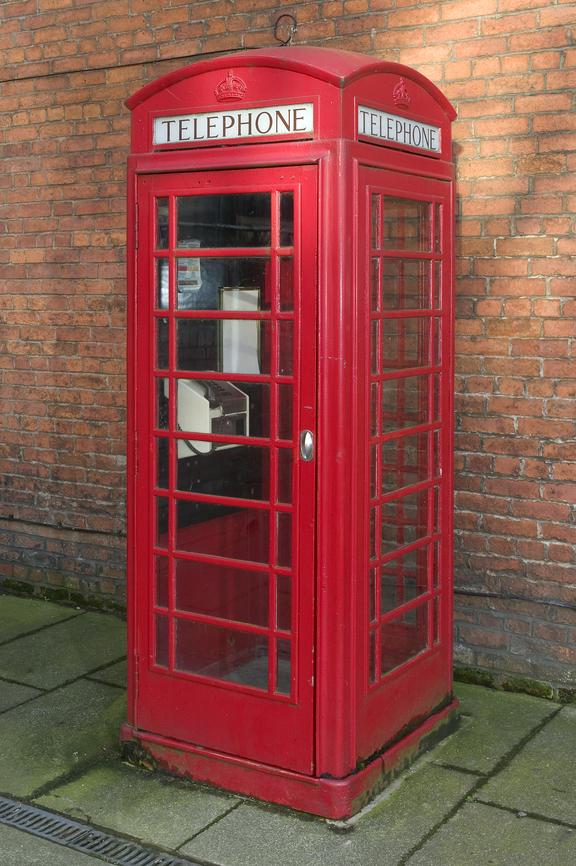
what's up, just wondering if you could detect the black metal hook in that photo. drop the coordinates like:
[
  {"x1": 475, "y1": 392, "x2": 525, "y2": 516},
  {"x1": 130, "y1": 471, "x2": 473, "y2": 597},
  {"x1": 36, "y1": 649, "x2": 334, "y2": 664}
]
[{"x1": 274, "y1": 13, "x2": 297, "y2": 46}]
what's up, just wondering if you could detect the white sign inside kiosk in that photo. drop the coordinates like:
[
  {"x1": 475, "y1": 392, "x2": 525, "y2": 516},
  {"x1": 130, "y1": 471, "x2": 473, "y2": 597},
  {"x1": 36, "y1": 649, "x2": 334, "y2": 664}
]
[
  {"x1": 358, "y1": 105, "x2": 441, "y2": 154},
  {"x1": 153, "y1": 103, "x2": 314, "y2": 145}
]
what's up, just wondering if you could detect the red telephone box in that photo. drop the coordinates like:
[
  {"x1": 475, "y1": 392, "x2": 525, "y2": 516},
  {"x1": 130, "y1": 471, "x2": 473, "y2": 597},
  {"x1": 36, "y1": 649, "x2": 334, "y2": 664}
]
[{"x1": 122, "y1": 47, "x2": 458, "y2": 819}]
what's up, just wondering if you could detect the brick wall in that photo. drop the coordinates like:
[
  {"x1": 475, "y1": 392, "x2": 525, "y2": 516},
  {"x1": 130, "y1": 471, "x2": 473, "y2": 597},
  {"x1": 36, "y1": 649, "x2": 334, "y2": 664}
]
[{"x1": 1, "y1": 0, "x2": 575, "y2": 686}]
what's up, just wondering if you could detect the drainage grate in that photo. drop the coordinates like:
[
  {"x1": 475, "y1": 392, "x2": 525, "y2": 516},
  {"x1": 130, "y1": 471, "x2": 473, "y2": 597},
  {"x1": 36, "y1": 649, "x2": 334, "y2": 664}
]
[{"x1": 0, "y1": 795, "x2": 197, "y2": 866}]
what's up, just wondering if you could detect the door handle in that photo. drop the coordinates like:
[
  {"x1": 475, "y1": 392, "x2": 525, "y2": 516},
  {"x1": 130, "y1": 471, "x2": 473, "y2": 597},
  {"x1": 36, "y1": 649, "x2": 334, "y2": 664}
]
[{"x1": 300, "y1": 430, "x2": 314, "y2": 462}]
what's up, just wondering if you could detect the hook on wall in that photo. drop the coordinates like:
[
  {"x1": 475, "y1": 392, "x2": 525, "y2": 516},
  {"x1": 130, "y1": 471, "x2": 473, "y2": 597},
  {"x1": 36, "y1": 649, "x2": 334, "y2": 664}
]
[{"x1": 273, "y1": 13, "x2": 297, "y2": 46}]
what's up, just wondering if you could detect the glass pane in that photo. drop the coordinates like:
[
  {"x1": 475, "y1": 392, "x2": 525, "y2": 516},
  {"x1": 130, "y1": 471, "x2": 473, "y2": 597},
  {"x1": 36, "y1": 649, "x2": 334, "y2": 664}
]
[
  {"x1": 278, "y1": 320, "x2": 293, "y2": 376},
  {"x1": 382, "y1": 318, "x2": 431, "y2": 371},
  {"x1": 174, "y1": 379, "x2": 265, "y2": 444},
  {"x1": 155, "y1": 615, "x2": 169, "y2": 667},
  {"x1": 156, "y1": 197, "x2": 169, "y2": 249},
  {"x1": 381, "y1": 602, "x2": 428, "y2": 675},
  {"x1": 175, "y1": 619, "x2": 268, "y2": 689},
  {"x1": 381, "y1": 545, "x2": 429, "y2": 613},
  {"x1": 155, "y1": 555, "x2": 169, "y2": 608},
  {"x1": 433, "y1": 260, "x2": 441, "y2": 309},
  {"x1": 370, "y1": 444, "x2": 377, "y2": 499},
  {"x1": 371, "y1": 193, "x2": 380, "y2": 250},
  {"x1": 370, "y1": 382, "x2": 379, "y2": 436},
  {"x1": 381, "y1": 374, "x2": 438, "y2": 433},
  {"x1": 177, "y1": 193, "x2": 271, "y2": 248},
  {"x1": 433, "y1": 540, "x2": 440, "y2": 589},
  {"x1": 371, "y1": 320, "x2": 380, "y2": 375},
  {"x1": 381, "y1": 432, "x2": 432, "y2": 493},
  {"x1": 156, "y1": 258, "x2": 169, "y2": 310},
  {"x1": 383, "y1": 197, "x2": 431, "y2": 252},
  {"x1": 370, "y1": 507, "x2": 377, "y2": 559},
  {"x1": 277, "y1": 448, "x2": 292, "y2": 503},
  {"x1": 155, "y1": 497, "x2": 169, "y2": 548},
  {"x1": 279, "y1": 257, "x2": 294, "y2": 311},
  {"x1": 280, "y1": 192, "x2": 294, "y2": 246},
  {"x1": 369, "y1": 567, "x2": 377, "y2": 622},
  {"x1": 434, "y1": 203, "x2": 442, "y2": 254},
  {"x1": 434, "y1": 595, "x2": 440, "y2": 644},
  {"x1": 276, "y1": 512, "x2": 292, "y2": 567},
  {"x1": 175, "y1": 259, "x2": 270, "y2": 311},
  {"x1": 176, "y1": 443, "x2": 270, "y2": 502},
  {"x1": 276, "y1": 573, "x2": 291, "y2": 631},
  {"x1": 381, "y1": 488, "x2": 429, "y2": 553},
  {"x1": 156, "y1": 379, "x2": 169, "y2": 430},
  {"x1": 175, "y1": 558, "x2": 269, "y2": 626},
  {"x1": 176, "y1": 501, "x2": 270, "y2": 564},
  {"x1": 278, "y1": 384, "x2": 293, "y2": 440},
  {"x1": 434, "y1": 485, "x2": 440, "y2": 534},
  {"x1": 156, "y1": 318, "x2": 169, "y2": 369},
  {"x1": 156, "y1": 437, "x2": 169, "y2": 489},
  {"x1": 369, "y1": 630, "x2": 377, "y2": 683},
  {"x1": 382, "y1": 259, "x2": 431, "y2": 311},
  {"x1": 371, "y1": 258, "x2": 379, "y2": 311},
  {"x1": 276, "y1": 638, "x2": 291, "y2": 695},
  {"x1": 176, "y1": 319, "x2": 270, "y2": 375}
]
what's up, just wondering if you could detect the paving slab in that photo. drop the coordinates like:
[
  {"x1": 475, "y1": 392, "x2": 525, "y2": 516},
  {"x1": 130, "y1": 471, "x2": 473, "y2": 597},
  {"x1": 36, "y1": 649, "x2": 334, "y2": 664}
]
[
  {"x1": 0, "y1": 679, "x2": 126, "y2": 798},
  {"x1": 430, "y1": 682, "x2": 559, "y2": 774},
  {"x1": 180, "y1": 764, "x2": 475, "y2": 866},
  {"x1": 406, "y1": 801, "x2": 576, "y2": 866},
  {"x1": 0, "y1": 612, "x2": 126, "y2": 689},
  {"x1": 37, "y1": 763, "x2": 239, "y2": 849},
  {"x1": 478, "y1": 705, "x2": 576, "y2": 824},
  {"x1": 88, "y1": 659, "x2": 127, "y2": 688},
  {"x1": 0, "y1": 823, "x2": 106, "y2": 866},
  {"x1": 0, "y1": 679, "x2": 42, "y2": 712},
  {"x1": 0, "y1": 595, "x2": 80, "y2": 644}
]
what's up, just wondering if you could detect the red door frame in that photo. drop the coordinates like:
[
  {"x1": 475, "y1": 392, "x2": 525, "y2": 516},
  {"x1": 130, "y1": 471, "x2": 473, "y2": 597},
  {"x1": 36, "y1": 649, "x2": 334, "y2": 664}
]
[{"x1": 129, "y1": 163, "x2": 318, "y2": 774}]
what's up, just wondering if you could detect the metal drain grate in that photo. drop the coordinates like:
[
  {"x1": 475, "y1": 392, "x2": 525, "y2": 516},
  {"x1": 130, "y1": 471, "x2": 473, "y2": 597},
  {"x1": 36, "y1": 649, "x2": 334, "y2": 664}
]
[{"x1": 0, "y1": 795, "x2": 197, "y2": 866}]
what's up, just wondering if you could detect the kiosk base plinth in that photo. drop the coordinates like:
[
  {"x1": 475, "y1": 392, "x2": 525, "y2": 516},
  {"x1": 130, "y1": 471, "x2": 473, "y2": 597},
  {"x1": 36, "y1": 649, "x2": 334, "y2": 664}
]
[{"x1": 120, "y1": 698, "x2": 459, "y2": 820}]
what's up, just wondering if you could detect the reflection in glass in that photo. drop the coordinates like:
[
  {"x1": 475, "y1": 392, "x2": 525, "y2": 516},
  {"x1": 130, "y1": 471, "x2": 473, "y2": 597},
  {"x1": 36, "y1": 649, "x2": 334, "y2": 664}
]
[
  {"x1": 371, "y1": 194, "x2": 380, "y2": 250},
  {"x1": 381, "y1": 602, "x2": 428, "y2": 675},
  {"x1": 381, "y1": 374, "x2": 438, "y2": 432},
  {"x1": 278, "y1": 384, "x2": 293, "y2": 440},
  {"x1": 277, "y1": 512, "x2": 292, "y2": 567},
  {"x1": 369, "y1": 630, "x2": 377, "y2": 683},
  {"x1": 276, "y1": 638, "x2": 291, "y2": 695},
  {"x1": 280, "y1": 192, "x2": 294, "y2": 246},
  {"x1": 155, "y1": 555, "x2": 169, "y2": 608},
  {"x1": 156, "y1": 259, "x2": 169, "y2": 310},
  {"x1": 381, "y1": 259, "x2": 431, "y2": 310},
  {"x1": 381, "y1": 489, "x2": 429, "y2": 553},
  {"x1": 156, "y1": 198, "x2": 169, "y2": 249},
  {"x1": 381, "y1": 432, "x2": 431, "y2": 493},
  {"x1": 176, "y1": 501, "x2": 270, "y2": 563},
  {"x1": 175, "y1": 258, "x2": 270, "y2": 311},
  {"x1": 156, "y1": 318, "x2": 169, "y2": 369},
  {"x1": 156, "y1": 437, "x2": 169, "y2": 489},
  {"x1": 380, "y1": 545, "x2": 428, "y2": 612},
  {"x1": 157, "y1": 379, "x2": 169, "y2": 430},
  {"x1": 277, "y1": 448, "x2": 292, "y2": 503},
  {"x1": 369, "y1": 567, "x2": 377, "y2": 622},
  {"x1": 371, "y1": 320, "x2": 380, "y2": 375},
  {"x1": 176, "y1": 319, "x2": 270, "y2": 374},
  {"x1": 434, "y1": 203, "x2": 442, "y2": 254},
  {"x1": 279, "y1": 257, "x2": 294, "y2": 311},
  {"x1": 156, "y1": 496, "x2": 169, "y2": 548},
  {"x1": 176, "y1": 442, "x2": 270, "y2": 502},
  {"x1": 278, "y1": 320, "x2": 293, "y2": 376},
  {"x1": 434, "y1": 260, "x2": 441, "y2": 309},
  {"x1": 382, "y1": 318, "x2": 430, "y2": 370},
  {"x1": 276, "y1": 573, "x2": 291, "y2": 631},
  {"x1": 176, "y1": 619, "x2": 268, "y2": 689},
  {"x1": 371, "y1": 258, "x2": 379, "y2": 311},
  {"x1": 177, "y1": 193, "x2": 271, "y2": 248},
  {"x1": 371, "y1": 383, "x2": 379, "y2": 437},
  {"x1": 155, "y1": 614, "x2": 169, "y2": 667},
  {"x1": 383, "y1": 197, "x2": 430, "y2": 252},
  {"x1": 175, "y1": 558, "x2": 269, "y2": 626}
]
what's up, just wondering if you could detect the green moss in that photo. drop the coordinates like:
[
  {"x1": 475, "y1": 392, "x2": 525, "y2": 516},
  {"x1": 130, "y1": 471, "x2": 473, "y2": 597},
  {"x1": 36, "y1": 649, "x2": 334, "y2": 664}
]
[
  {"x1": 453, "y1": 666, "x2": 495, "y2": 688},
  {"x1": 557, "y1": 687, "x2": 576, "y2": 705},
  {"x1": 501, "y1": 677, "x2": 554, "y2": 700},
  {"x1": 1, "y1": 580, "x2": 126, "y2": 617}
]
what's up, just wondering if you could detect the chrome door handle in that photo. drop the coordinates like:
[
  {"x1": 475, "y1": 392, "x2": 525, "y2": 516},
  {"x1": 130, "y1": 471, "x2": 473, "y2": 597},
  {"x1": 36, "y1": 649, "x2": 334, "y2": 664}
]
[{"x1": 300, "y1": 430, "x2": 314, "y2": 462}]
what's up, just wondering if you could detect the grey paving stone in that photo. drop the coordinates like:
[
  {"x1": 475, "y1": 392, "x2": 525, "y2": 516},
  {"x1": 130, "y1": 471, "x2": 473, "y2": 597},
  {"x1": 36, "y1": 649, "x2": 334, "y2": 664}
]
[
  {"x1": 181, "y1": 764, "x2": 475, "y2": 866},
  {"x1": 0, "y1": 612, "x2": 126, "y2": 689},
  {"x1": 430, "y1": 683, "x2": 559, "y2": 774},
  {"x1": 37, "y1": 763, "x2": 239, "y2": 849},
  {"x1": 406, "y1": 801, "x2": 576, "y2": 866},
  {"x1": 479, "y1": 705, "x2": 576, "y2": 824},
  {"x1": 88, "y1": 659, "x2": 127, "y2": 687},
  {"x1": 0, "y1": 679, "x2": 126, "y2": 797},
  {"x1": 0, "y1": 679, "x2": 41, "y2": 712},
  {"x1": 0, "y1": 824, "x2": 105, "y2": 865},
  {"x1": 0, "y1": 595, "x2": 80, "y2": 644}
]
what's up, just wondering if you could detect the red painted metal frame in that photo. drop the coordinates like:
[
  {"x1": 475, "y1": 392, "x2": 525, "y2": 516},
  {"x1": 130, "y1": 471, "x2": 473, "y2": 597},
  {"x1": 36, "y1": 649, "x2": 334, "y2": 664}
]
[{"x1": 125, "y1": 47, "x2": 457, "y2": 818}]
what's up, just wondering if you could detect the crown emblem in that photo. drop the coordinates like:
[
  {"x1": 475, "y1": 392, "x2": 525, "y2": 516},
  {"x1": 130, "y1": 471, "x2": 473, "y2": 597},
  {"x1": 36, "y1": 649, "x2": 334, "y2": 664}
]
[
  {"x1": 392, "y1": 78, "x2": 411, "y2": 108},
  {"x1": 214, "y1": 70, "x2": 247, "y2": 102}
]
